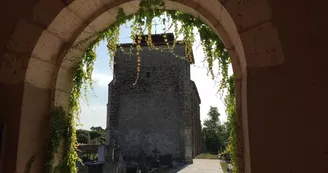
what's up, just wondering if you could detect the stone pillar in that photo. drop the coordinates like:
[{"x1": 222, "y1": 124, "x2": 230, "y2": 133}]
[
  {"x1": 107, "y1": 78, "x2": 120, "y2": 143},
  {"x1": 196, "y1": 108, "x2": 201, "y2": 156},
  {"x1": 198, "y1": 106, "x2": 202, "y2": 155},
  {"x1": 104, "y1": 77, "x2": 121, "y2": 173},
  {"x1": 193, "y1": 95, "x2": 197, "y2": 157},
  {"x1": 191, "y1": 94, "x2": 195, "y2": 158},
  {"x1": 106, "y1": 82, "x2": 112, "y2": 144},
  {"x1": 178, "y1": 73, "x2": 193, "y2": 163}
]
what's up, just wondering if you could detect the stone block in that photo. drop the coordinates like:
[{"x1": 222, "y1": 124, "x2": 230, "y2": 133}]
[
  {"x1": 220, "y1": 6, "x2": 239, "y2": 49},
  {"x1": 56, "y1": 67, "x2": 74, "y2": 93},
  {"x1": 30, "y1": 0, "x2": 66, "y2": 27},
  {"x1": 68, "y1": 0, "x2": 107, "y2": 21},
  {"x1": 240, "y1": 21, "x2": 284, "y2": 67},
  {"x1": 61, "y1": 48, "x2": 84, "y2": 70},
  {"x1": 234, "y1": 34, "x2": 247, "y2": 75},
  {"x1": 200, "y1": 0, "x2": 223, "y2": 22},
  {"x1": 47, "y1": 7, "x2": 85, "y2": 41},
  {"x1": 89, "y1": 11, "x2": 116, "y2": 33},
  {"x1": 195, "y1": 7, "x2": 219, "y2": 35},
  {"x1": 227, "y1": 34, "x2": 246, "y2": 79},
  {"x1": 32, "y1": 30, "x2": 65, "y2": 65},
  {"x1": 0, "y1": 53, "x2": 28, "y2": 84},
  {"x1": 101, "y1": 0, "x2": 130, "y2": 7},
  {"x1": 7, "y1": 19, "x2": 44, "y2": 53},
  {"x1": 25, "y1": 57, "x2": 57, "y2": 89},
  {"x1": 55, "y1": 90, "x2": 70, "y2": 111},
  {"x1": 72, "y1": 26, "x2": 98, "y2": 51},
  {"x1": 191, "y1": 0, "x2": 224, "y2": 37},
  {"x1": 165, "y1": 1, "x2": 199, "y2": 19},
  {"x1": 108, "y1": 1, "x2": 139, "y2": 17},
  {"x1": 224, "y1": 0, "x2": 272, "y2": 32}
]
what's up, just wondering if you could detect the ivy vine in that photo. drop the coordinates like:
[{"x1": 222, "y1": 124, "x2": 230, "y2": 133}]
[
  {"x1": 225, "y1": 76, "x2": 238, "y2": 173},
  {"x1": 44, "y1": 106, "x2": 80, "y2": 173},
  {"x1": 45, "y1": 0, "x2": 238, "y2": 172},
  {"x1": 45, "y1": 106, "x2": 69, "y2": 173}
]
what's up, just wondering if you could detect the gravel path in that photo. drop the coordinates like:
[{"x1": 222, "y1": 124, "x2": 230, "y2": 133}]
[{"x1": 164, "y1": 159, "x2": 224, "y2": 173}]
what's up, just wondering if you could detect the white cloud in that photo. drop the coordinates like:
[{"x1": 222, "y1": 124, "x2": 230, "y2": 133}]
[
  {"x1": 78, "y1": 100, "x2": 107, "y2": 130},
  {"x1": 92, "y1": 73, "x2": 113, "y2": 88},
  {"x1": 79, "y1": 73, "x2": 112, "y2": 130}
]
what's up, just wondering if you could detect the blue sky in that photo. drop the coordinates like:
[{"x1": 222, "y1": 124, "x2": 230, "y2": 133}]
[{"x1": 78, "y1": 21, "x2": 231, "y2": 130}]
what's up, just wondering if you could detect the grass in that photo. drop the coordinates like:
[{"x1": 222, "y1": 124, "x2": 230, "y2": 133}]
[
  {"x1": 220, "y1": 161, "x2": 229, "y2": 173},
  {"x1": 195, "y1": 153, "x2": 219, "y2": 159}
]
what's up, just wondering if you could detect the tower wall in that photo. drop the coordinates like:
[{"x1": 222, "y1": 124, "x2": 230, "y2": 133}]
[{"x1": 109, "y1": 44, "x2": 190, "y2": 159}]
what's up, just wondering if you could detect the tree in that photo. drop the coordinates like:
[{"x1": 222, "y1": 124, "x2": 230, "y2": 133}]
[
  {"x1": 89, "y1": 130, "x2": 103, "y2": 141},
  {"x1": 90, "y1": 126, "x2": 107, "y2": 144},
  {"x1": 203, "y1": 106, "x2": 229, "y2": 153},
  {"x1": 90, "y1": 126, "x2": 105, "y2": 132},
  {"x1": 77, "y1": 129, "x2": 90, "y2": 144},
  {"x1": 220, "y1": 122, "x2": 230, "y2": 147},
  {"x1": 76, "y1": 127, "x2": 107, "y2": 144}
]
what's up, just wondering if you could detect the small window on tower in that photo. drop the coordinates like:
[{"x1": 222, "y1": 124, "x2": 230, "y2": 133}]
[{"x1": 146, "y1": 72, "x2": 151, "y2": 78}]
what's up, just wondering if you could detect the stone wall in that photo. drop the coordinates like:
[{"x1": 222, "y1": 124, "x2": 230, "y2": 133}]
[
  {"x1": 190, "y1": 81, "x2": 202, "y2": 157},
  {"x1": 115, "y1": 92, "x2": 183, "y2": 157},
  {"x1": 107, "y1": 44, "x2": 194, "y2": 159}
]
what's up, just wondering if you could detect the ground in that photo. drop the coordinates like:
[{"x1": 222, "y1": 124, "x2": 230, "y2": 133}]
[
  {"x1": 162, "y1": 159, "x2": 224, "y2": 173},
  {"x1": 177, "y1": 159, "x2": 224, "y2": 173}
]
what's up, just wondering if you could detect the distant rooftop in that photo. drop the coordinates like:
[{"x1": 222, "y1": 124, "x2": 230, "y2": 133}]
[
  {"x1": 119, "y1": 33, "x2": 178, "y2": 47},
  {"x1": 139, "y1": 33, "x2": 175, "y2": 44},
  {"x1": 117, "y1": 33, "x2": 195, "y2": 64}
]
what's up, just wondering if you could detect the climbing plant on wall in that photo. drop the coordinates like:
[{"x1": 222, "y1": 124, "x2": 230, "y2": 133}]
[
  {"x1": 225, "y1": 76, "x2": 238, "y2": 173},
  {"x1": 45, "y1": 0, "x2": 238, "y2": 172}
]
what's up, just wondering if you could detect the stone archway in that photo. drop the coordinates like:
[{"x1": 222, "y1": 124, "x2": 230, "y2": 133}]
[{"x1": 0, "y1": 0, "x2": 289, "y2": 173}]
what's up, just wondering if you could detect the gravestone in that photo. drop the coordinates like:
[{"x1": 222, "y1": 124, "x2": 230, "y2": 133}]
[
  {"x1": 103, "y1": 140, "x2": 126, "y2": 173},
  {"x1": 137, "y1": 150, "x2": 149, "y2": 173},
  {"x1": 150, "y1": 148, "x2": 161, "y2": 170},
  {"x1": 159, "y1": 154, "x2": 173, "y2": 168}
]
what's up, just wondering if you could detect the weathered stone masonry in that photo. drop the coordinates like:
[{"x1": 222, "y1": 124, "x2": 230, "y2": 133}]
[{"x1": 106, "y1": 34, "x2": 202, "y2": 161}]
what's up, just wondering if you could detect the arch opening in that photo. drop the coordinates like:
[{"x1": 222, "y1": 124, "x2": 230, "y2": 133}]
[{"x1": 1, "y1": 0, "x2": 255, "y2": 173}]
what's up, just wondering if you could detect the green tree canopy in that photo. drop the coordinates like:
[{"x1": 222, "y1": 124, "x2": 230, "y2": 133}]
[
  {"x1": 90, "y1": 126, "x2": 105, "y2": 132},
  {"x1": 76, "y1": 127, "x2": 107, "y2": 144},
  {"x1": 203, "y1": 106, "x2": 229, "y2": 153},
  {"x1": 89, "y1": 131, "x2": 102, "y2": 141},
  {"x1": 76, "y1": 129, "x2": 90, "y2": 144}
]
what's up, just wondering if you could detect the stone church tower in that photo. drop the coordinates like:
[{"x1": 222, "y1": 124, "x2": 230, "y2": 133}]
[{"x1": 106, "y1": 33, "x2": 202, "y2": 162}]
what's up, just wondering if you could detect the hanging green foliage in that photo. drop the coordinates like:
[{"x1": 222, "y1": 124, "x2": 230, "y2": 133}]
[
  {"x1": 45, "y1": 0, "x2": 238, "y2": 172},
  {"x1": 69, "y1": 0, "x2": 230, "y2": 98},
  {"x1": 225, "y1": 76, "x2": 238, "y2": 173},
  {"x1": 44, "y1": 106, "x2": 69, "y2": 173},
  {"x1": 44, "y1": 106, "x2": 80, "y2": 173},
  {"x1": 58, "y1": 112, "x2": 79, "y2": 173}
]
